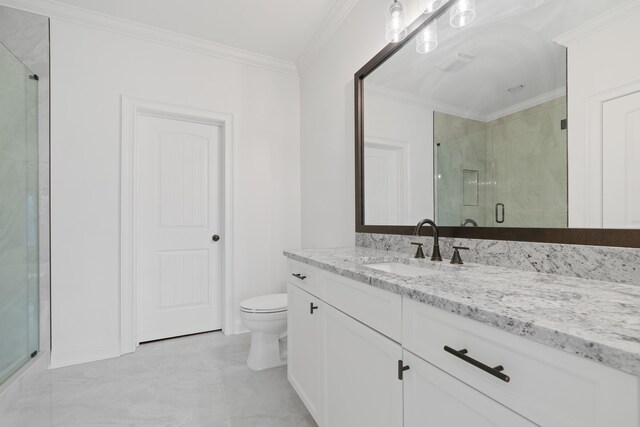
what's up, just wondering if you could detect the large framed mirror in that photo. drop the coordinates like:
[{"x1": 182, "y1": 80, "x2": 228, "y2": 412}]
[{"x1": 355, "y1": 0, "x2": 640, "y2": 247}]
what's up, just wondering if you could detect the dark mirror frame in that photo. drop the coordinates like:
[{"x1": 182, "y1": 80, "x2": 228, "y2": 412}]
[{"x1": 354, "y1": 3, "x2": 640, "y2": 248}]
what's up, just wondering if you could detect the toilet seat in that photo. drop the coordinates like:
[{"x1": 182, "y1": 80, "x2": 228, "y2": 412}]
[{"x1": 240, "y1": 293, "x2": 287, "y2": 314}]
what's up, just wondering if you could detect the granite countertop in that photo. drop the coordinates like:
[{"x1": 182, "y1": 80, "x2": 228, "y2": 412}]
[{"x1": 284, "y1": 247, "x2": 640, "y2": 377}]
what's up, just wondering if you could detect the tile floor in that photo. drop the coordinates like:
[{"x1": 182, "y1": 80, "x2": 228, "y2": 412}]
[{"x1": 0, "y1": 332, "x2": 316, "y2": 427}]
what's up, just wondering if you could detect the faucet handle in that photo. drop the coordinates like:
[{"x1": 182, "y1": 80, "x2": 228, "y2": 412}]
[
  {"x1": 411, "y1": 242, "x2": 425, "y2": 259},
  {"x1": 450, "y1": 246, "x2": 469, "y2": 265}
]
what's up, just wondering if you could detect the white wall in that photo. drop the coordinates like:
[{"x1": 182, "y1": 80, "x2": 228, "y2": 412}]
[
  {"x1": 565, "y1": 8, "x2": 640, "y2": 227},
  {"x1": 364, "y1": 89, "x2": 434, "y2": 224},
  {"x1": 50, "y1": 19, "x2": 300, "y2": 367},
  {"x1": 300, "y1": 0, "x2": 396, "y2": 247}
]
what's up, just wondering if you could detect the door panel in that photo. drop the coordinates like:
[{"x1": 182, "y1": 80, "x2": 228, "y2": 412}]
[
  {"x1": 158, "y1": 250, "x2": 209, "y2": 308},
  {"x1": 324, "y1": 303, "x2": 403, "y2": 427},
  {"x1": 139, "y1": 115, "x2": 222, "y2": 342},
  {"x1": 364, "y1": 141, "x2": 407, "y2": 225},
  {"x1": 287, "y1": 283, "x2": 323, "y2": 424},
  {"x1": 403, "y1": 350, "x2": 535, "y2": 427},
  {"x1": 158, "y1": 133, "x2": 209, "y2": 227},
  {"x1": 603, "y1": 91, "x2": 640, "y2": 228}
]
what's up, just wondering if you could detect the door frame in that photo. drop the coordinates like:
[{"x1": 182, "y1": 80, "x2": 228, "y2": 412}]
[
  {"x1": 363, "y1": 136, "x2": 411, "y2": 224},
  {"x1": 580, "y1": 81, "x2": 640, "y2": 228},
  {"x1": 120, "y1": 96, "x2": 234, "y2": 354}
]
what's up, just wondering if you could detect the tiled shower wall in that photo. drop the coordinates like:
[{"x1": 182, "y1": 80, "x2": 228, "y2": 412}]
[
  {"x1": 435, "y1": 97, "x2": 568, "y2": 228},
  {"x1": 0, "y1": 7, "x2": 50, "y2": 360}
]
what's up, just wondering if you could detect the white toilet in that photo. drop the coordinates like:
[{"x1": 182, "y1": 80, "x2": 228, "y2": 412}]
[{"x1": 240, "y1": 293, "x2": 288, "y2": 371}]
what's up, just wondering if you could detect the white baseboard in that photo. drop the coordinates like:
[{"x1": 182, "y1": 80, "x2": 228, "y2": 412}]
[
  {"x1": 50, "y1": 341, "x2": 120, "y2": 369},
  {"x1": 229, "y1": 319, "x2": 249, "y2": 335}
]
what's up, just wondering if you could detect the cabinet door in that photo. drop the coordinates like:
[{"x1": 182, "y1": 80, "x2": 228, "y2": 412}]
[
  {"x1": 287, "y1": 283, "x2": 323, "y2": 423},
  {"x1": 324, "y1": 304, "x2": 402, "y2": 427},
  {"x1": 403, "y1": 350, "x2": 535, "y2": 427}
]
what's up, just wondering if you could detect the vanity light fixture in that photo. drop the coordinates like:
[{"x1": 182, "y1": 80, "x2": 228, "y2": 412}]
[
  {"x1": 385, "y1": 0, "x2": 408, "y2": 43},
  {"x1": 450, "y1": 0, "x2": 476, "y2": 28},
  {"x1": 412, "y1": 0, "x2": 477, "y2": 54},
  {"x1": 419, "y1": 0, "x2": 444, "y2": 14},
  {"x1": 416, "y1": 20, "x2": 438, "y2": 54}
]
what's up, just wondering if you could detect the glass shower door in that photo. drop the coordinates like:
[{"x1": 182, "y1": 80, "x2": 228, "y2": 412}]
[{"x1": 0, "y1": 40, "x2": 39, "y2": 385}]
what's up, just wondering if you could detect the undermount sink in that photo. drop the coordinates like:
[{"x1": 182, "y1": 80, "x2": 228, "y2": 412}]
[
  {"x1": 365, "y1": 262, "x2": 434, "y2": 277},
  {"x1": 366, "y1": 260, "x2": 469, "y2": 277}
]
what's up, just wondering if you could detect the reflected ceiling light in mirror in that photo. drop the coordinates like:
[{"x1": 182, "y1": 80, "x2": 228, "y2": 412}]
[
  {"x1": 416, "y1": 20, "x2": 438, "y2": 54},
  {"x1": 419, "y1": 0, "x2": 444, "y2": 14},
  {"x1": 450, "y1": 0, "x2": 476, "y2": 28},
  {"x1": 385, "y1": 0, "x2": 408, "y2": 43}
]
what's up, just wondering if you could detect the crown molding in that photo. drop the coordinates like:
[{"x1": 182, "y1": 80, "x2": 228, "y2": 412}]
[
  {"x1": 554, "y1": 0, "x2": 640, "y2": 47},
  {"x1": 485, "y1": 87, "x2": 566, "y2": 122},
  {"x1": 365, "y1": 83, "x2": 488, "y2": 122},
  {"x1": 0, "y1": 0, "x2": 298, "y2": 76},
  {"x1": 366, "y1": 83, "x2": 565, "y2": 123},
  {"x1": 295, "y1": 0, "x2": 360, "y2": 73}
]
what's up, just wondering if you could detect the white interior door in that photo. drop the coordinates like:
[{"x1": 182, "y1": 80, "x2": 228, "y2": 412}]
[
  {"x1": 138, "y1": 115, "x2": 222, "y2": 342},
  {"x1": 603, "y1": 91, "x2": 640, "y2": 228},
  {"x1": 364, "y1": 141, "x2": 407, "y2": 225}
]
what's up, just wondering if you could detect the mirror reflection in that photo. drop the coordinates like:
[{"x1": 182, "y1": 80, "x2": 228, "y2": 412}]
[{"x1": 362, "y1": 0, "x2": 627, "y2": 228}]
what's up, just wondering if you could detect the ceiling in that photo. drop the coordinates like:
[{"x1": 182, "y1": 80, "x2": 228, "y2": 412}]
[
  {"x1": 366, "y1": 0, "x2": 629, "y2": 120},
  {"x1": 51, "y1": 0, "x2": 340, "y2": 61}
]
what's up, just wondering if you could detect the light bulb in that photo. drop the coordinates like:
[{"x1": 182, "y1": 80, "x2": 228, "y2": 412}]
[
  {"x1": 450, "y1": 0, "x2": 476, "y2": 28},
  {"x1": 419, "y1": 0, "x2": 444, "y2": 14},
  {"x1": 416, "y1": 20, "x2": 438, "y2": 54},
  {"x1": 385, "y1": 0, "x2": 408, "y2": 43}
]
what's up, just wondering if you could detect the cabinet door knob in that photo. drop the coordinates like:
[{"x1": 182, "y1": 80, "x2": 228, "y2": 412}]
[
  {"x1": 310, "y1": 302, "x2": 318, "y2": 314},
  {"x1": 212, "y1": 234, "x2": 220, "y2": 242}
]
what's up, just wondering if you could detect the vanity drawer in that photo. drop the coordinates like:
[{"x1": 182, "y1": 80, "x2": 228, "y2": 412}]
[
  {"x1": 402, "y1": 298, "x2": 639, "y2": 427},
  {"x1": 287, "y1": 260, "x2": 325, "y2": 299},
  {"x1": 323, "y1": 272, "x2": 401, "y2": 342}
]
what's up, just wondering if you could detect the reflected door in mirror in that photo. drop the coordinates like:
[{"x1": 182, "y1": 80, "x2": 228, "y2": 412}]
[{"x1": 603, "y1": 91, "x2": 640, "y2": 228}]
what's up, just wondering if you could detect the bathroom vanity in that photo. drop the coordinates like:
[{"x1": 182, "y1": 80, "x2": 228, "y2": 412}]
[{"x1": 284, "y1": 248, "x2": 640, "y2": 427}]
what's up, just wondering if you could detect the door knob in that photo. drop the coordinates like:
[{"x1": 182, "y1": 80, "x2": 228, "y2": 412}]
[{"x1": 212, "y1": 234, "x2": 220, "y2": 242}]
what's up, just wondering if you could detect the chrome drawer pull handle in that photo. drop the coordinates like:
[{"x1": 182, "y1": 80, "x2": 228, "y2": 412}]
[
  {"x1": 444, "y1": 346, "x2": 510, "y2": 383},
  {"x1": 292, "y1": 273, "x2": 307, "y2": 280}
]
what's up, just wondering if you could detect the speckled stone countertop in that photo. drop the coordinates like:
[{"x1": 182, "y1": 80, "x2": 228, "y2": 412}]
[{"x1": 284, "y1": 247, "x2": 640, "y2": 377}]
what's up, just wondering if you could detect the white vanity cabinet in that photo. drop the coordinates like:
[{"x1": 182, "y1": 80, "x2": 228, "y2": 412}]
[
  {"x1": 402, "y1": 298, "x2": 640, "y2": 427},
  {"x1": 402, "y1": 350, "x2": 535, "y2": 426},
  {"x1": 286, "y1": 259, "x2": 640, "y2": 427},
  {"x1": 323, "y1": 302, "x2": 402, "y2": 427},
  {"x1": 287, "y1": 282, "x2": 324, "y2": 423},
  {"x1": 287, "y1": 260, "x2": 403, "y2": 427}
]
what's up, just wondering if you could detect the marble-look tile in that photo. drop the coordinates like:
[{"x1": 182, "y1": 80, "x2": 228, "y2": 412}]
[
  {"x1": 284, "y1": 246, "x2": 640, "y2": 377},
  {"x1": 0, "y1": 333, "x2": 315, "y2": 427},
  {"x1": 356, "y1": 232, "x2": 640, "y2": 286}
]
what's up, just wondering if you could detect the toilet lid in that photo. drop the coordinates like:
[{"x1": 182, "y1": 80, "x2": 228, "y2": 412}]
[{"x1": 240, "y1": 293, "x2": 288, "y2": 313}]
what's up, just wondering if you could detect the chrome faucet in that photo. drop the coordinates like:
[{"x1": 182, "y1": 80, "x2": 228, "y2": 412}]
[
  {"x1": 414, "y1": 219, "x2": 442, "y2": 261},
  {"x1": 460, "y1": 218, "x2": 478, "y2": 227}
]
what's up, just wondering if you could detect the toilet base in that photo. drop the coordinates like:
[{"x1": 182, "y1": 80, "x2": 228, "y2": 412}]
[{"x1": 247, "y1": 331, "x2": 285, "y2": 371}]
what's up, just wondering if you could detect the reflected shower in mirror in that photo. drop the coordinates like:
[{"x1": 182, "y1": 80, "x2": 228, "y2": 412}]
[{"x1": 361, "y1": 0, "x2": 628, "y2": 228}]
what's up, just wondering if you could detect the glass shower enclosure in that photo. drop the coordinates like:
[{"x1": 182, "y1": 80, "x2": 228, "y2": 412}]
[{"x1": 0, "y1": 40, "x2": 39, "y2": 385}]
